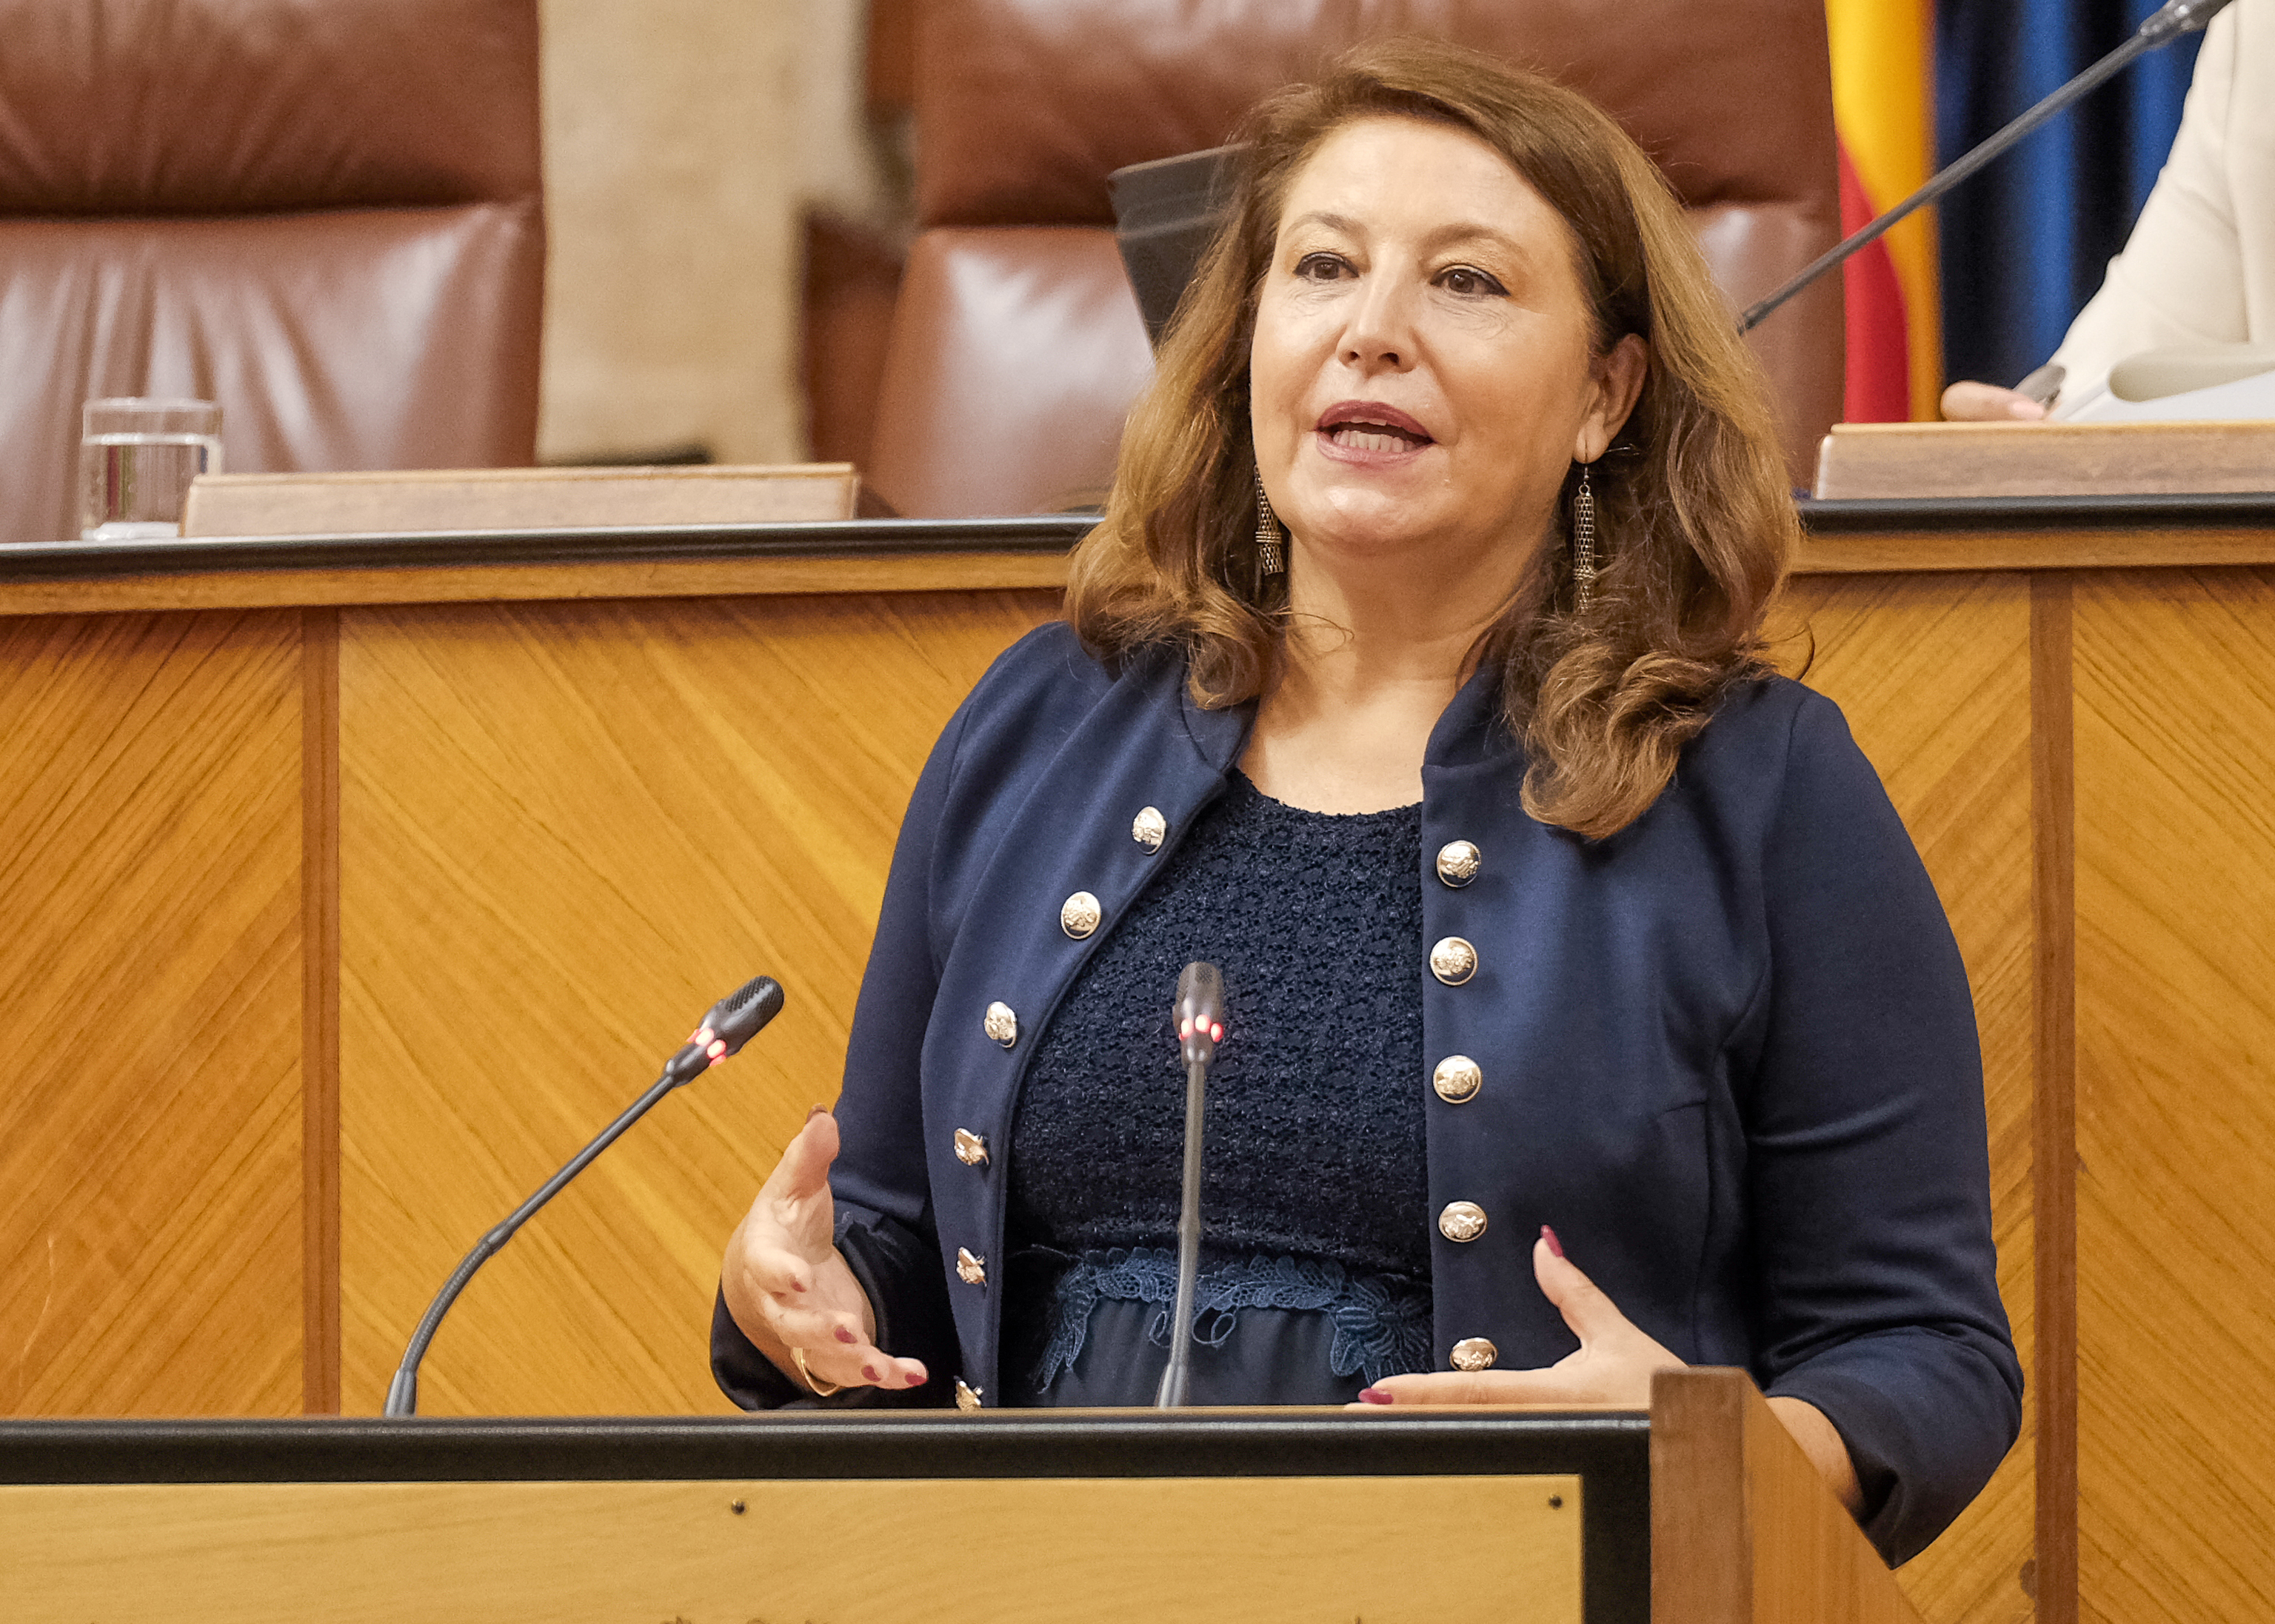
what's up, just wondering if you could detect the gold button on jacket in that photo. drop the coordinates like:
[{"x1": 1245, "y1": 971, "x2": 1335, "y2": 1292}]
[
  {"x1": 1429, "y1": 936, "x2": 1478, "y2": 986},
  {"x1": 1432, "y1": 1055, "x2": 1483, "y2": 1104},
  {"x1": 1434, "y1": 840, "x2": 1482, "y2": 886},
  {"x1": 956, "y1": 1246, "x2": 987, "y2": 1286},
  {"x1": 1059, "y1": 890, "x2": 1102, "y2": 938},
  {"x1": 955, "y1": 1379, "x2": 983, "y2": 1411},
  {"x1": 982, "y1": 1001, "x2": 1018, "y2": 1047},
  {"x1": 1438, "y1": 1200, "x2": 1489, "y2": 1243},
  {"x1": 1450, "y1": 1337, "x2": 1499, "y2": 1371},
  {"x1": 1132, "y1": 806, "x2": 1167, "y2": 851},
  {"x1": 953, "y1": 1128, "x2": 988, "y2": 1166}
]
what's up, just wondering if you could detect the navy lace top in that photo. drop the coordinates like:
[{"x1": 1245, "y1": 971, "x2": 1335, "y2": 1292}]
[{"x1": 1000, "y1": 772, "x2": 1436, "y2": 1401}]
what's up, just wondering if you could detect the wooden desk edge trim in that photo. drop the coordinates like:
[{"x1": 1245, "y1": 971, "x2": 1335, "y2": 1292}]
[
  {"x1": 10, "y1": 494, "x2": 2275, "y2": 615},
  {"x1": 0, "y1": 1411, "x2": 1651, "y2": 1483},
  {"x1": 1794, "y1": 526, "x2": 2275, "y2": 575},
  {"x1": 0, "y1": 550, "x2": 1076, "y2": 616},
  {"x1": 6, "y1": 532, "x2": 2273, "y2": 615}
]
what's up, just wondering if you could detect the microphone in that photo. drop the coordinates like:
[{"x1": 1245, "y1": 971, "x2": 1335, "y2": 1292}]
[
  {"x1": 382, "y1": 974, "x2": 786, "y2": 1417},
  {"x1": 661, "y1": 975, "x2": 789, "y2": 1085},
  {"x1": 1157, "y1": 960, "x2": 1225, "y2": 1409},
  {"x1": 1176, "y1": 960, "x2": 1224, "y2": 1068},
  {"x1": 1740, "y1": 0, "x2": 2234, "y2": 335}
]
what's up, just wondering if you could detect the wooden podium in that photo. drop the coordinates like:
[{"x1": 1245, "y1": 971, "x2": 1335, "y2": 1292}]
[
  {"x1": 1, "y1": 1369, "x2": 1913, "y2": 1623},
  {"x1": 5, "y1": 497, "x2": 2275, "y2": 1624}
]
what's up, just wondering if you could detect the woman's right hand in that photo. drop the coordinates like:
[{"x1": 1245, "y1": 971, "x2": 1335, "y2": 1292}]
[{"x1": 721, "y1": 1107, "x2": 929, "y2": 1396}]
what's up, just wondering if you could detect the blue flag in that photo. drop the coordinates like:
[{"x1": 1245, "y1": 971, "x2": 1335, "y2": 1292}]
[{"x1": 1937, "y1": 0, "x2": 2202, "y2": 391}]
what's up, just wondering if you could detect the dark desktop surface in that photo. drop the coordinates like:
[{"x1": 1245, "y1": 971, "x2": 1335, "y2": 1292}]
[{"x1": 4, "y1": 492, "x2": 2272, "y2": 584}]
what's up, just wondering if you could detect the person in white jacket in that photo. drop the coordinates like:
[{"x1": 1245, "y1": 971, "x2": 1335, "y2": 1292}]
[{"x1": 1943, "y1": 0, "x2": 2272, "y2": 419}]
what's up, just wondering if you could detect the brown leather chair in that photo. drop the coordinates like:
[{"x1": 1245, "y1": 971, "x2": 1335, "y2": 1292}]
[
  {"x1": 0, "y1": 0, "x2": 544, "y2": 544},
  {"x1": 866, "y1": 0, "x2": 1844, "y2": 515}
]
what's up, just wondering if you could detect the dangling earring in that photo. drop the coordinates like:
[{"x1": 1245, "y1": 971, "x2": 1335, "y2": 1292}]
[
  {"x1": 1253, "y1": 467, "x2": 1286, "y2": 577},
  {"x1": 1571, "y1": 462, "x2": 1598, "y2": 609}
]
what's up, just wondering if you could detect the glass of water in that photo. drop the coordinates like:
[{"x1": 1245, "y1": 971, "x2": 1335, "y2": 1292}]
[{"x1": 78, "y1": 398, "x2": 224, "y2": 541}]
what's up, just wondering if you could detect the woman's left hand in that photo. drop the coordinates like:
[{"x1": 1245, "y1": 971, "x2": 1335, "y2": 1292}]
[{"x1": 1353, "y1": 1226, "x2": 1683, "y2": 1407}]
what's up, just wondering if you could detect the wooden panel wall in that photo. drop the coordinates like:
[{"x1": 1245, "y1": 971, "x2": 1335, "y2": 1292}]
[
  {"x1": 335, "y1": 589, "x2": 1060, "y2": 1414},
  {"x1": 15, "y1": 558, "x2": 2274, "y2": 1624},
  {"x1": 2074, "y1": 567, "x2": 2275, "y2": 1624},
  {"x1": 1785, "y1": 575, "x2": 2039, "y2": 1624},
  {"x1": 0, "y1": 611, "x2": 304, "y2": 1417}
]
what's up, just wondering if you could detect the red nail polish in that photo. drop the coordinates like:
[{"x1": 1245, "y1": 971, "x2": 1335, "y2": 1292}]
[
  {"x1": 862, "y1": 1363, "x2": 881, "y2": 1383},
  {"x1": 1541, "y1": 1224, "x2": 1565, "y2": 1258},
  {"x1": 791, "y1": 1278, "x2": 808, "y2": 1293},
  {"x1": 907, "y1": 1370, "x2": 927, "y2": 1386},
  {"x1": 834, "y1": 1325, "x2": 857, "y2": 1345},
  {"x1": 1358, "y1": 1386, "x2": 1393, "y2": 1405}
]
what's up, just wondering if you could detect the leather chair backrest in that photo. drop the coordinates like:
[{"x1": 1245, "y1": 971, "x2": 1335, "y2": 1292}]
[
  {"x1": 867, "y1": 0, "x2": 1843, "y2": 515},
  {"x1": 0, "y1": 0, "x2": 544, "y2": 544}
]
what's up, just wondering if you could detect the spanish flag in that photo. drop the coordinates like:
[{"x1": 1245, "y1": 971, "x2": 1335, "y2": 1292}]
[{"x1": 1825, "y1": 0, "x2": 1942, "y2": 421}]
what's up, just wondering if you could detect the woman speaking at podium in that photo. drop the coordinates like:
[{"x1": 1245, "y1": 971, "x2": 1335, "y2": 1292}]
[{"x1": 714, "y1": 39, "x2": 2021, "y2": 1565}]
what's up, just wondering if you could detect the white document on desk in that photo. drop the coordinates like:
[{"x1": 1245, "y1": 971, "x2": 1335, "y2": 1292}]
[{"x1": 2058, "y1": 343, "x2": 2275, "y2": 422}]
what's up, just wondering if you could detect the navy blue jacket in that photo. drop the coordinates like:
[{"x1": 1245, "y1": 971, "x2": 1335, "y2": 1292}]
[{"x1": 714, "y1": 621, "x2": 2022, "y2": 1565}]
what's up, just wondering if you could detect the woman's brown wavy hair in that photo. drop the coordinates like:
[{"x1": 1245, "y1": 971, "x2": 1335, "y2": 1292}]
[{"x1": 1063, "y1": 37, "x2": 1797, "y2": 839}]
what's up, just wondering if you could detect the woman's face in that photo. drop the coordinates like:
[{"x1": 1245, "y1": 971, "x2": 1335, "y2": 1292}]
[{"x1": 1249, "y1": 116, "x2": 1646, "y2": 585}]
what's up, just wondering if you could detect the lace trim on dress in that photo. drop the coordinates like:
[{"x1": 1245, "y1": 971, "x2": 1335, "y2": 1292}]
[{"x1": 1032, "y1": 1246, "x2": 1434, "y2": 1389}]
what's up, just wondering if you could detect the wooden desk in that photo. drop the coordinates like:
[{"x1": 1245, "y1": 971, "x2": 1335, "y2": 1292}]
[
  {"x1": 1, "y1": 1371, "x2": 1924, "y2": 1624},
  {"x1": 4, "y1": 500, "x2": 2274, "y2": 1624},
  {"x1": 1, "y1": 1409, "x2": 1621, "y2": 1623}
]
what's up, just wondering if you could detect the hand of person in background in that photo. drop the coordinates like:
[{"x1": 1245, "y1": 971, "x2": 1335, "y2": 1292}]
[
  {"x1": 1351, "y1": 1226, "x2": 1865, "y2": 1514},
  {"x1": 1942, "y1": 361, "x2": 2065, "y2": 422},
  {"x1": 1940, "y1": 380, "x2": 2049, "y2": 421},
  {"x1": 721, "y1": 1107, "x2": 929, "y2": 1397}
]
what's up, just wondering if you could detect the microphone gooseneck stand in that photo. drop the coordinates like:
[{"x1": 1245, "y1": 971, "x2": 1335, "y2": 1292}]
[
  {"x1": 382, "y1": 974, "x2": 786, "y2": 1418},
  {"x1": 1739, "y1": 0, "x2": 2235, "y2": 335},
  {"x1": 1157, "y1": 960, "x2": 1225, "y2": 1409}
]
